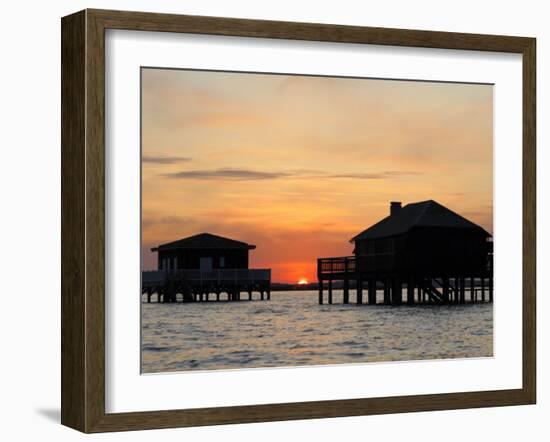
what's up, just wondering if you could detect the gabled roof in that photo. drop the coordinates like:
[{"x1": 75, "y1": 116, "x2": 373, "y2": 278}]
[
  {"x1": 351, "y1": 200, "x2": 491, "y2": 242},
  {"x1": 152, "y1": 233, "x2": 256, "y2": 252}
]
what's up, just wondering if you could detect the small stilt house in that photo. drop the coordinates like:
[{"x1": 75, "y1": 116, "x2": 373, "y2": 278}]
[
  {"x1": 151, "y1": 232, "x2": 256, "y2": 271},
  {"x1": 143, "y1": 233, "x2": 271, "y2": 303}
]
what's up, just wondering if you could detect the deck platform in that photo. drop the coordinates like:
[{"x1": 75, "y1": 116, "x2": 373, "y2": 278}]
[
  {"x1": 142, "y1": 269, "x2": 271, "y2": 303},
  {"x1": 317, "y1": 256, "x2": 493, "y2": 306}
]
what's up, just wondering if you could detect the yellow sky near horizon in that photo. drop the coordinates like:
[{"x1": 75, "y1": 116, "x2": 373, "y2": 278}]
[{"x1": 141, "y1": 68, "x2": 493, "y2": 283}]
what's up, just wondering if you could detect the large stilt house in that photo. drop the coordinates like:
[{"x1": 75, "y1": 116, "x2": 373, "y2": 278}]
[
  {"x1": 352, "y1": 200, "x2": 492, "y2": 276},
  {"x1": 318, "y1": 200, "x2": 493, "y2": 305}
]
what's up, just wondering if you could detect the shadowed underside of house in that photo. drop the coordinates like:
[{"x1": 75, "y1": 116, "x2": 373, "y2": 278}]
[
  {"x1": 317, "y1": 200, "x2": 493, "y2": 305},
  {"x1": 142, "y1": 233, "x2": 271, "y2": 303}
]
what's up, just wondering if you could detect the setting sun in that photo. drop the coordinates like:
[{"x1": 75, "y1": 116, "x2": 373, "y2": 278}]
[{"x1": 297, "y1": 279, "x2": 309, "y2": 285}]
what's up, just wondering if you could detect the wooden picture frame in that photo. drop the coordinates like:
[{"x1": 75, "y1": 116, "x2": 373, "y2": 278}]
[{"x1": 61, "y1": 8, "x2": 536, "y2": 433}]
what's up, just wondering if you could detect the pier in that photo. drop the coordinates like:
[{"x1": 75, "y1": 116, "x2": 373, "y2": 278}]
[{"x1": 142, "y1": 268, "x2": 271, "y2": 303}]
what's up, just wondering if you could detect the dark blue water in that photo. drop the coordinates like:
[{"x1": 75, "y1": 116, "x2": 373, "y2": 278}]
[{"x1": 141, "y1": 290, "x2": 493, "y2": 373}]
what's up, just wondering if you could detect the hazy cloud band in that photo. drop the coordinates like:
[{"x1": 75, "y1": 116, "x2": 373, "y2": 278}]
[
  {"x1": 161, "y1": 168, "x2": 422, "y2": 181},
  {"x1": 143, "y1": 155, "x2": 192, "y2": 164}
]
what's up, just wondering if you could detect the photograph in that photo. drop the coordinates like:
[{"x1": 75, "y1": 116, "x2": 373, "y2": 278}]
[{"x1": 140, "y1": 68, "x2": 494, "y2": 374}]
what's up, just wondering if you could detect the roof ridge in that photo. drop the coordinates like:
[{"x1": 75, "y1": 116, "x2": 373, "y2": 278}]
[
  {"x1": 413, "y1": 199, "x2": 434, "y2": 224},
  {"x1": 154, "y1": 232, "x2": 254, "y2": 250},
  {"x1": 351, "y1": 199, "x2": 490, "y2": 242}
]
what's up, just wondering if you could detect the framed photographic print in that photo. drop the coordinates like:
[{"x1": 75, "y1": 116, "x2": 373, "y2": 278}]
[{"x1": 61, "y1": 9, "x2": 536, "y2": 433}]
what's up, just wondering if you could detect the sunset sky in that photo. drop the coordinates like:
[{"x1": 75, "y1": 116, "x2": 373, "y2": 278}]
[{"x1": 141, "y1": 68, "x2": 493, "y2": 283}]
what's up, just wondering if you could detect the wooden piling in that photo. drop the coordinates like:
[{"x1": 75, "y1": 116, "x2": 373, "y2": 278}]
[
  {"x1": 368, "y1": 278, "x2": 376, "y2": 305},
  {"x1": 343, "y1": 277, "x2": 350, "y2": 304},
  {"x1": 357, "y1": 278, "x2": 363, "y2": 304},
  {"x1": 442, "y1": 276, "x2": 449, "y2": 304},
  {"x1": 481, "y1": 276, "x2": 486, "y2": 302},
  {"x1": 459, "y1": 277, "x2": 465, "y2": 304},
  {"x1": 454, "y1": 277, "x2": 459, "y2": 304},
  {"x1": 407, "y1": 277, "x2": 414, "y2": 305},
  {"x1": 391, "y1": 277, "x2": 402, "y2": 305},
  {"x1": 318, "y1": 280, "x2": 323, "y2": 304},
  {"x1": 382, "y1": 278, "x2": 388, "y2": 305},
  {"x1": 328, "y1": 279, "x2": 333, "y2": 304}
]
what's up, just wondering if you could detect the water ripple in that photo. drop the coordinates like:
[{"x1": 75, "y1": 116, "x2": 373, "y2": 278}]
[{"x1": 142, "y1": 290, "x2": 493, "y2": 373}]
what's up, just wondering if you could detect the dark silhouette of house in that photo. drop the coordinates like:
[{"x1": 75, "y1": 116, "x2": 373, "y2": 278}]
[
  {"x1": 151, "y1": 232, "x2": 256, "y2": 271},
  {"x1": 317, "y1": 200, "x2": 493, "y2": 306},
  {"x1": 143, "y1": 233, "x2": 270, "y2": 303},
  {"x1": 352, "y1": 200, "x2": 492, "y2": 276}
]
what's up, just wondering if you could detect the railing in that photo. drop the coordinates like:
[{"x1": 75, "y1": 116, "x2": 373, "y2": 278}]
[
  {"x1": 142, "y1": 268, "x2": 271, "y2": 284},
  {"x1": 317, "y1": 256, "x2": 356, "y2": 276}
]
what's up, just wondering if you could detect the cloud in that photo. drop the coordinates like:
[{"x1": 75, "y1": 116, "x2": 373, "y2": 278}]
[
  {"x1": 142, "y1": 215, "x2": 196, "y2": 229},
  {"x1": 160, "y1": 168, "x2": 422, "y2": 181},
  {"x1": 142, "y1": 155, "x2": 192, "y2": 164},
  {"x1": 327, "y1": 171, "x2": 422, "y2": 179},
  {"x1": 162, "y1": 168, "x2": 291, "y2": 180}
]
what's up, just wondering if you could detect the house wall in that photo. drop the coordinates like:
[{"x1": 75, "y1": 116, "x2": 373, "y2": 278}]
[
  {"x1": 355, "y1": 227, "x2": 490, "y2": 276},
  {"x1": 157, "y1": 248, "x2": 249, "y2": 270}
]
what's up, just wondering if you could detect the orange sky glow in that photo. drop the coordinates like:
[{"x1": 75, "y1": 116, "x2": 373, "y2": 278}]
[{"x1": 141, "y1": 68, "x2": 493, "y2": 283}]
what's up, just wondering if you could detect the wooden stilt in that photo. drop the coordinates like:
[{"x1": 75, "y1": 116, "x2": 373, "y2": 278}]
[
  {"x1": 343, "y1": 258, "x2": 350, "y2": 304},
  {"x1": 328, "y1": 279, "x2": 333, "y2": 304},
  {"x1": 384, "y1": 278, "x2": 391, "y2": 305},
  {"x1": 318, "y1": 280, "x2": 323, "y2": 304},
  {"x1": 481, "y1": 276, "x2": 486, "y2": 302},
  {"x1": 343, "y1": 277, "x2": 349, "y2": 304},
  {"x1": 356, "y1": 278, "x2": 363, "y2": 304},
  {"x1": 489, "y1": 274, "x2": 493, "y2": 303},
  {"x1": 454, "y1": 277, "x2": 459, "y2": 304},
  {"x1": 443, "y1": 276, "x2": 449, "y2": 304},
  {"x1": 407, "y1": 277, "x2": 414, "y2": 305},
  {"x1": 391, "y1": 277, "x2": 401, "y2": 305},
  {"x1": 368, "y1": 278, "x2": 376, "y2": 305}
]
